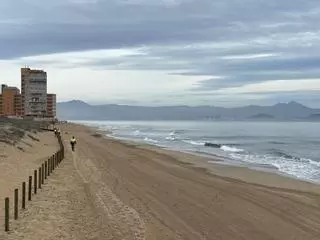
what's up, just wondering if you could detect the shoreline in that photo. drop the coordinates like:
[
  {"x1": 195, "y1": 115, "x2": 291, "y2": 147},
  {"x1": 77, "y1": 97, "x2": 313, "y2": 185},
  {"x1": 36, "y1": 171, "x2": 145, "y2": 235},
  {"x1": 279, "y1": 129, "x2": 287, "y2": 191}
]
[{"x1": 93, "y1": 127, "x2": 320, "y2": 188}]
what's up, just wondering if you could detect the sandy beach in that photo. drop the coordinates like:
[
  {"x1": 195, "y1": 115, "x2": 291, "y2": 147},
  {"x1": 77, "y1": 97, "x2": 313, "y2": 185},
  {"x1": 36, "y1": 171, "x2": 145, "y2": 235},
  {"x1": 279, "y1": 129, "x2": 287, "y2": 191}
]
[{"x1": 1, "y1": 123, "x2": 320, "y2": 240}]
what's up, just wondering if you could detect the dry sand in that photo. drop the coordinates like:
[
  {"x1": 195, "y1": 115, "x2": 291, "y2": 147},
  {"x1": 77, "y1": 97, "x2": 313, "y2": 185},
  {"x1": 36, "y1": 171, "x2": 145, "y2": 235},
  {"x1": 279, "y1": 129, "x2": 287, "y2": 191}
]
[{"x1": 1, "y1": 123, "x2": 320, "y2": 240}]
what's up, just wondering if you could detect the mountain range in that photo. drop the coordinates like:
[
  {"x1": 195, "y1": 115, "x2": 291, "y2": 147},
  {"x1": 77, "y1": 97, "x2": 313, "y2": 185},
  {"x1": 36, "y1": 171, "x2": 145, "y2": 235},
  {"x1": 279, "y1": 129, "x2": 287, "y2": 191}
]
[{"x1": 57, "y1": 100, "x2": 320, "y2": 121}]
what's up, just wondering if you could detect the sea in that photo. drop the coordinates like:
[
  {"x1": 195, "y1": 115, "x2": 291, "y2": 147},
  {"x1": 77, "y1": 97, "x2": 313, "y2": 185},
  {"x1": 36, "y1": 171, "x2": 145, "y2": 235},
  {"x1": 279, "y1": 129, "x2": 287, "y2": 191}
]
[{"x1": 74, "y1": 120, "x2": 320, "y2": 184}]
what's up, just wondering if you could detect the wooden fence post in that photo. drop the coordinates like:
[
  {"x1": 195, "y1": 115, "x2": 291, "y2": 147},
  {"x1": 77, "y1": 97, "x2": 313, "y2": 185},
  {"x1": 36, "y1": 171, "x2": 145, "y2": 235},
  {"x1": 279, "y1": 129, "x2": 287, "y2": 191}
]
[
  {"x1": 4, "y1": 197, "x2": 9, "y2": 232},
  {"x1": 52, "y1": 155, "x2": 54, "y2": 172},
  {"x1": 41, "y1": 164, "x2": 44, "y2": 183},
  {"x1": 14, "y1": 189, "x2": 18, "y2": 220},
  {"x1": 22, "y1": 182, "x2": 26, "y2": 209},
  {"x1": 28, "y1": 176, "x2": 32, "y2": 201},
  {"x1": 45, "y1": 161, "x2": 48, "y2": 179},
  {"x1": 34, "y1": 170, "x2": 37, "y2": 194},
  {"x1": 38, "y1": 167, "x2": 42, "y2": 189},
  {"x1": 48, "y1": 158, "x2": 51, "y2": 176}
]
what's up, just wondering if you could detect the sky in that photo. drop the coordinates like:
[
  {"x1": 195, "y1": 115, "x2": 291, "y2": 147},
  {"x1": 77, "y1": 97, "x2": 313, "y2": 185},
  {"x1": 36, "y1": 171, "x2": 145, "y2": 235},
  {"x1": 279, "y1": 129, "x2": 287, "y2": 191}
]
[{"x1": 1, "y1": 0, "x2": 320, "y2": 107}]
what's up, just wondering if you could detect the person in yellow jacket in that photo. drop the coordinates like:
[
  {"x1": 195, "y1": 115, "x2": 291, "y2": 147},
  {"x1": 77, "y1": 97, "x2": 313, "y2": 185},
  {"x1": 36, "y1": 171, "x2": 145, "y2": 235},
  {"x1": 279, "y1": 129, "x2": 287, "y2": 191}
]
[{"x1": 70, "y1": 136, "x2": 77, "y2": 151}]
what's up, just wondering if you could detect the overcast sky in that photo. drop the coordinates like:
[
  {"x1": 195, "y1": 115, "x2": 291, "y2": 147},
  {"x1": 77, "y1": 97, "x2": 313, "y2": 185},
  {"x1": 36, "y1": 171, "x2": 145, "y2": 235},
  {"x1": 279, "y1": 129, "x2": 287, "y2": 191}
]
[{"x1": 1, "y1": 0, "x2": 320, "y2": 107}]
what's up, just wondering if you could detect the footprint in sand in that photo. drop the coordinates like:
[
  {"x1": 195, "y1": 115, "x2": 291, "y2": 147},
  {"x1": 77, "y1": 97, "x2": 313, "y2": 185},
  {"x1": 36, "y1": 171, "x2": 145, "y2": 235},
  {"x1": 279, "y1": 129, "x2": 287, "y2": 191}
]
[{"x1": 73, "y1": 154, "x2": 146, "y2": 240}]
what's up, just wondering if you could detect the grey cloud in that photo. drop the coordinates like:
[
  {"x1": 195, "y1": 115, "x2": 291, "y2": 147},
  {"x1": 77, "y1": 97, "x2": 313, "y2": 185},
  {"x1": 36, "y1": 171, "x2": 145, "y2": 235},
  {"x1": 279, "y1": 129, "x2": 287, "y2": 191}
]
[
  {"x1": 2, "y1": 0, "x2": 320, "y2": 104},
  {"x1": 1, "y1": 0, "x2": 320, "y2": 58}
]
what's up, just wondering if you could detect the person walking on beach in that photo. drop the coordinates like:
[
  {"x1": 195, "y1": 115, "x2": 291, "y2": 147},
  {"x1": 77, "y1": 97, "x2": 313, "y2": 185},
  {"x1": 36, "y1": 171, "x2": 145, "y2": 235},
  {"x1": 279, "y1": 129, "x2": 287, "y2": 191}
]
[{"x1": 70, "y1": 136, "x2": 77, "y2": 151}]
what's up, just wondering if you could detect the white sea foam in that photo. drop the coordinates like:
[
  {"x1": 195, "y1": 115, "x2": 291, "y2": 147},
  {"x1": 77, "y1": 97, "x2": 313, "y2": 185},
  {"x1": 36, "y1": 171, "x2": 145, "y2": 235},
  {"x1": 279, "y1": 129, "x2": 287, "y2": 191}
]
[
  {"x1": 169, "y1": 131, "x2": 176, "y2": 136},
  {"x1": 166, "y1": 136, "x2": 177, "y2": 141},
  {"x1": 220, "y1": 145, "x2": 244, "y2": 153},
  {"x1": 144, "y1": 137, "x2": 158, "y2": 143},
  {"x1": 309, "y1": 159, "x2": 320, "y2": 167},
  {"x1": 183, "y1": 140, "x2": 205, "y2": 146},
  {"x1": 133, "y1": 130, "x2": 140, "y2": 136},
  {"x1": 229, "y1": 153, "x2": 320, "y2": 183}
]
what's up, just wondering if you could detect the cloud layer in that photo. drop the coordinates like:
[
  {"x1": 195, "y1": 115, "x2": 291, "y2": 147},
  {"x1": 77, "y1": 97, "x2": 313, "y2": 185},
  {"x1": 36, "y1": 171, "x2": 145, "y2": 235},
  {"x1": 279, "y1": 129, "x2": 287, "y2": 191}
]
[{"x1": 1, "y1": 0, "x2": 320, "y2": 106}]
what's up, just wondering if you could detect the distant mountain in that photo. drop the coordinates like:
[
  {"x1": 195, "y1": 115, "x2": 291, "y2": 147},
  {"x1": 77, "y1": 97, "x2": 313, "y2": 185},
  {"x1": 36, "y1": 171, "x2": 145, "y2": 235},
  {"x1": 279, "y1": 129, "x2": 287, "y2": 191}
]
[{"x1": 57, "y1": 100, "x2": 320, "y2": 121}]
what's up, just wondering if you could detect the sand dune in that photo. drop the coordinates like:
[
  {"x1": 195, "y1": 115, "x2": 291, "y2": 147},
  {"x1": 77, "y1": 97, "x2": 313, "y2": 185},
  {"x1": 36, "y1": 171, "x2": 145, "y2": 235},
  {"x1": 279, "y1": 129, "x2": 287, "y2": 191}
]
[{"x1": 0, "y1": 128, "x2": 59, "y2": 239}]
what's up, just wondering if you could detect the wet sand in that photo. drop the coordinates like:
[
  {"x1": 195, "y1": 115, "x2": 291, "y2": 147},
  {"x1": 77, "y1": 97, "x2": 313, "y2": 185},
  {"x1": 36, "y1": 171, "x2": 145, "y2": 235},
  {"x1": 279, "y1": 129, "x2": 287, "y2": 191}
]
[{"x1": 1, "y1": 123, "x2": 320, "y2": 240}]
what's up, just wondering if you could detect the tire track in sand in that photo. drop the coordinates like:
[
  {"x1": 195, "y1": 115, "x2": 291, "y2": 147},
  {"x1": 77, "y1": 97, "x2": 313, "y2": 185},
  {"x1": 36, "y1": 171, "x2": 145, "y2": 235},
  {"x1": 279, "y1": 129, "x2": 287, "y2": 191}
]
[{"x1": 72, "y1": 150, "x2": 146, "y2": 240}]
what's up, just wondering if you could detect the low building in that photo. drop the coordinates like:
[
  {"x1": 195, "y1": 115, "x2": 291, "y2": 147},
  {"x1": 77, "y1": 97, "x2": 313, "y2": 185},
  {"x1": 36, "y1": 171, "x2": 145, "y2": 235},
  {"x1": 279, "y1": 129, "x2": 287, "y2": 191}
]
[
  {"x1": 0, "y1": 85, "x2": 22, "y2": 116},
  {"x1": 47, "y1": 93, "x2": 56, "y2": 118}
]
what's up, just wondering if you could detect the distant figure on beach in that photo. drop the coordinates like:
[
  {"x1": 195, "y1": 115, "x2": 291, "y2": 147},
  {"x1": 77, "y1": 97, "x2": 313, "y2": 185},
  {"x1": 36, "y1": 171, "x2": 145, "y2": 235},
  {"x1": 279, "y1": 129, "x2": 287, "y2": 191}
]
[
  {"x1": 54, "y1": 127, "x2": 61, "y2": 136},
  {"x1": 70, "y1": 136, "x2": 77, "y2": 151}
]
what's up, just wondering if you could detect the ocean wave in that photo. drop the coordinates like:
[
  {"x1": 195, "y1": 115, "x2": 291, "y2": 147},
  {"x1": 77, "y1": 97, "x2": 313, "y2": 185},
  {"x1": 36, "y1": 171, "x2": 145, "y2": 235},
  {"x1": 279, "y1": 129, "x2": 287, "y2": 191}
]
[
  {"x1": 204, "y1": 142, "x2": 221, "y2": 148},
  {"x1": 203, "y1": 142, "x2": 244, "y2": 153},
  {"x1": 183, "y1": 140, "x2": 206, "y2": 146},
  {"x1": 308, "y1": 159, "x2": 320, "y2": 167},
  {"x1": 184, "y1": 140, "x2": 245, "y2": 153},
  {"x1": 272, "y1": 150, "x2": 300, "y2": 160},
  {"x1": 166, "y1": 130, "x2": 180, "y2": 141},
  {"x1": 169, "y1": 131, "x2": 176, "y2": 136},
  {"x1": 143, "y1": 137, "x2": 158, "y2": 143},
  {"x1": 229, "y1": 152, "x2": 320, "y2": 182},
  {"x1": 220, "y1": 145, "x2": 244, "y2": 153},
  {"x1": 169, "y1": 130, "x2": 185, "y2": 134},
  {"x1": 166, "y1": 136, "x2": 177, "y2": 141},
  {"x1": 133, "y1": 130, "x2": 140, "y2": 136}
]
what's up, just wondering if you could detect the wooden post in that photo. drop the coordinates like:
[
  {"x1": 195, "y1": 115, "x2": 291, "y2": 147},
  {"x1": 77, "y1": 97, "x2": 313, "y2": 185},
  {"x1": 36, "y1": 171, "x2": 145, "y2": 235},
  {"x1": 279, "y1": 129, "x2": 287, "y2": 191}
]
[
  {"x1": 48, "y1": 158, "x2": 51, "y2": 176},
  {"x1": 34, "y1": 170, "x2": 37, "y2": 194},
  {"x1": 45, "y1": 161, "x2": 48, "y2": 179},
  {"x1": 38, "y1": 167, "x2": 42, "y2": 189},
  {"x1": 28, "y1": 176, "x2": 32, "y2": 201},
  {"x1": 5, "y1": 197, "x2": 9, "y2": 232},
  {"x1": 22, "y1": 182, "x2": 26, "y2": 209},
  {"x1": 50, "y1": 156, "x2": 52, "y2": 173},
  {"x1": 52, "y1": 155, "x2": 55, "y2": 171},
  {"x1": 14, "y1": 189, "x2": 18, "y2": 220},
  {"x1": 41, "y1": 163, "x2": 44, "y2": 183}
]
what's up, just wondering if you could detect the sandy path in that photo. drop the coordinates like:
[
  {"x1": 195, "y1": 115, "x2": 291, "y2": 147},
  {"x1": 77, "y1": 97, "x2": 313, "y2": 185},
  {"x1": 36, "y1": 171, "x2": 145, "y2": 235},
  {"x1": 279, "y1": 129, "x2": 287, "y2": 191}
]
[{"x1": 2, "y1": 123, "x2": 320, "y2": 239}]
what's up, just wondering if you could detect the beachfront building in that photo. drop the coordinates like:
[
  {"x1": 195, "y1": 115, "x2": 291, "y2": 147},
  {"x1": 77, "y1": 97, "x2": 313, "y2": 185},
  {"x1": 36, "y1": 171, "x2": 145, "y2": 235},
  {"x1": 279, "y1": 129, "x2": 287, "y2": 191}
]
[
  {"x1": 0, "y1": 84, "x2": 22, "y2": 116},
  {"x1": 0, "y1": 67, "x2": 56, "y2": 118},
  {"x1": 21, "y1": 67, "x2": 48, "y2": 117},
  {"x1": 47, "y1": 93, "x2": 56, "y2": 118}
]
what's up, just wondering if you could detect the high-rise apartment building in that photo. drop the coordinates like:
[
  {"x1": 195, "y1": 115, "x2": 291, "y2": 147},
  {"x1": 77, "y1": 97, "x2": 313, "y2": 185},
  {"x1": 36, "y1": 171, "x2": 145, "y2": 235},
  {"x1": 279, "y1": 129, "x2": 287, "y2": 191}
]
[
  {"x1": 21, "y1": 67, "x2": 47, "y2": 117},
  {"x1": 0, "y1": 84, "x2": 22, "y2": 116},
  {"x1": 47, "y1": 94, "x2": 56, "y2": 118}
]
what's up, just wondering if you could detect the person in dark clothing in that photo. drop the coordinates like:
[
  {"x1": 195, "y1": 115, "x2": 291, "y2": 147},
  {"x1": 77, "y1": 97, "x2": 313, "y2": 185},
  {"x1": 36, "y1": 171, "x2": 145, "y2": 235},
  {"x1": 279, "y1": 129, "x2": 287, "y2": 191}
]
[{"x1": 70, "y1": 136, "x2": 77, "y2": 151}]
